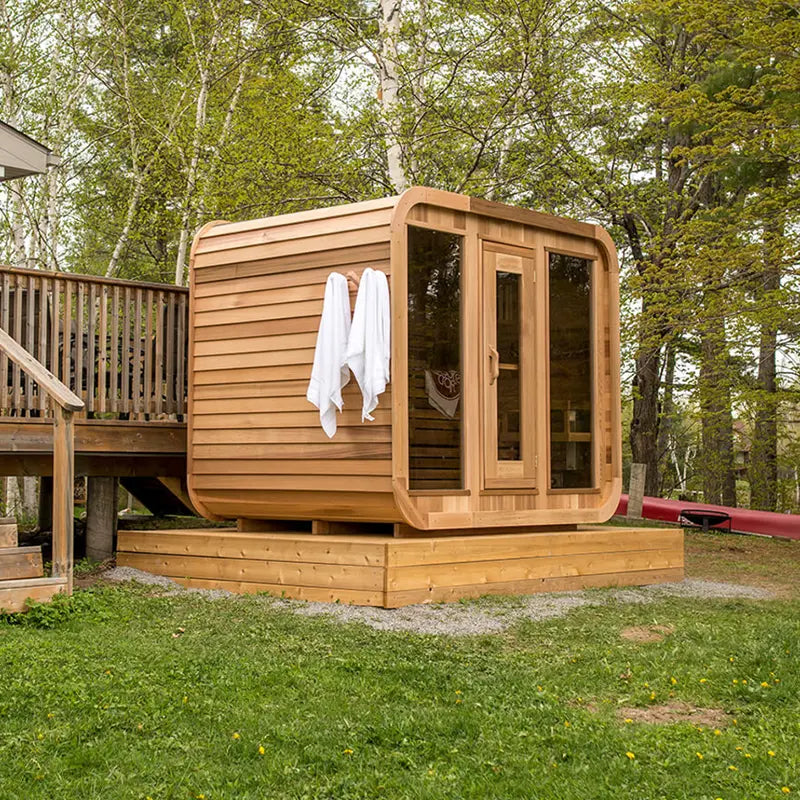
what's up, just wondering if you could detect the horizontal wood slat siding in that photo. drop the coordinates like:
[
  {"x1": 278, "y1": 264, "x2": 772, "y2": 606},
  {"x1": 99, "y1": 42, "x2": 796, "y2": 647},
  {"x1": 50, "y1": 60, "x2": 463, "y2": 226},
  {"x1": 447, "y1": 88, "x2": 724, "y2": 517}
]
[
  {"x1": 117, "y1": 526, "x2": 684, "y2": 608},
  {"x1": 189, "y1": 206, "x2": 395, "y2": 520}
]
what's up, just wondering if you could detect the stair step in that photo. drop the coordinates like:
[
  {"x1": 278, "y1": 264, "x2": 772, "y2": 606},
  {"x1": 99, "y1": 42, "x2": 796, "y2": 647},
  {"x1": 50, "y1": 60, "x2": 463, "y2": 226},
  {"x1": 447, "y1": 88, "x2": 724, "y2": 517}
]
[
  {"x1": 0, "y1": 518, "x2": 17, "y2": 549},
  {"x1": 0, "y1": 546, "x2": 44, "y2": 581},
  {"x1": 0, "y1": 577, "x2": 67, "y2": 614}
]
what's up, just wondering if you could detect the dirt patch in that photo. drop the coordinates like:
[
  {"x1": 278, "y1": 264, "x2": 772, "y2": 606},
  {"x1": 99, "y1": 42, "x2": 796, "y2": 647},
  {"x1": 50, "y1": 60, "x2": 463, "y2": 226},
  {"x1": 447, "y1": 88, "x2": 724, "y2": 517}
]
[
  {"x1": 73, "y1": 559, "x2": 115, "y2": 589},
  {"x1": 618, "y1": 702, "x2": 729, "y2": 727},
  {"x1": 620, "y1": 624, "x2": 674, "y2": 643}
]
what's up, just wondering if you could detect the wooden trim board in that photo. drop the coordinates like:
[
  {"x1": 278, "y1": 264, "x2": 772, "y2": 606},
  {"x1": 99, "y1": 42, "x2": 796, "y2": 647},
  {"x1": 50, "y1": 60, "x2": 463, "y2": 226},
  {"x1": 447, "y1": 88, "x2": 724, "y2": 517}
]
[{"x1": 117, "y1": 526, "x2": 684, "y2": 608}]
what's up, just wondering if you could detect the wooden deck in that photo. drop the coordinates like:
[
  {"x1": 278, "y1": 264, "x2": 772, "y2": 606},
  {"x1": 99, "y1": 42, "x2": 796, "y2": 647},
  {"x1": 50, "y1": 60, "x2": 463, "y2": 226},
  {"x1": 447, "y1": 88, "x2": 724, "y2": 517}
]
[{"x1": 117, "y1": 525, "x2": 685, "y2": 608}]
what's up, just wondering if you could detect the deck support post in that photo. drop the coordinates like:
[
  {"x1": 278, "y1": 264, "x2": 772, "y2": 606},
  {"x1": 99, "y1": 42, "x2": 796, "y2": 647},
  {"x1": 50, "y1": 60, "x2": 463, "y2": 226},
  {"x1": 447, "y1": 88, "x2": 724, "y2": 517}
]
[
  {"x1": 52, "y1": 408, "x2": 75, "y2": 595},
  {"x1": 86, "y1": 476, "x2": 118, "y2": 562}
]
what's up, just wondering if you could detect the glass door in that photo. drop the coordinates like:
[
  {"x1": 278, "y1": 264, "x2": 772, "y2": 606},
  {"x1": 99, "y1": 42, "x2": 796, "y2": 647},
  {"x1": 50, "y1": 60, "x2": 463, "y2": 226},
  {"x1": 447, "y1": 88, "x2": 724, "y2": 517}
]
[{"x1": 482, "y1": 242, "x2": 536, "y2": 489}]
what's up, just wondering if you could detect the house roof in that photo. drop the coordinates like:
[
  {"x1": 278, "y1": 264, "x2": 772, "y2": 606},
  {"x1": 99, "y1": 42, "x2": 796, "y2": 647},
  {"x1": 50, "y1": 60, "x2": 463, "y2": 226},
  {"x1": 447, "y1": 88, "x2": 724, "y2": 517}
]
[{"x1": 0, "y1": 120, "x2": 61, "y2": 182}]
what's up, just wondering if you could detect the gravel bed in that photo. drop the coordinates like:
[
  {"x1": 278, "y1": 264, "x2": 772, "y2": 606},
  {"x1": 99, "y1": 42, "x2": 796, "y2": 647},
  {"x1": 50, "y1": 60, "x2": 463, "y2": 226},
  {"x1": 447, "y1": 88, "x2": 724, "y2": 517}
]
[{"x1": 103, "y1": 567, "x2": 775, "y2": 635}]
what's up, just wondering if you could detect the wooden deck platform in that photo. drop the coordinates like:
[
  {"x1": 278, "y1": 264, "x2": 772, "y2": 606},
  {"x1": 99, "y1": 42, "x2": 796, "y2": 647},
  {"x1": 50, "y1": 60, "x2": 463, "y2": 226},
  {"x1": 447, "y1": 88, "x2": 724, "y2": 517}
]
[
  {"x1": 117, "y1": 525, "x2": 684, "y2": 608},
  {"x1": 0, "y1": 418, "x2": 186, "y2": 476}
]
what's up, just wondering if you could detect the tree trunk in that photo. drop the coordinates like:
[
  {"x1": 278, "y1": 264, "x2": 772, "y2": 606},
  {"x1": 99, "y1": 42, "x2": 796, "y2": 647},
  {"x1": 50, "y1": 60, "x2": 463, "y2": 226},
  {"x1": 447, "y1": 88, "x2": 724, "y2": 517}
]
[
  {"x1": 378, "y1": 0, "x2": 407, "y2": 193},
  {"x1": 655, "y1": 340, "x2": 676, "y2": 496},
  {"x1": 749, "y1": 175, "x2": 785, "y2": 512},
  {"x1": 698, "y1": 305, "x2": 736, "y2": 507},
  {"x1": 622, "y1": 212, "x2": 662, "y2": 497}
]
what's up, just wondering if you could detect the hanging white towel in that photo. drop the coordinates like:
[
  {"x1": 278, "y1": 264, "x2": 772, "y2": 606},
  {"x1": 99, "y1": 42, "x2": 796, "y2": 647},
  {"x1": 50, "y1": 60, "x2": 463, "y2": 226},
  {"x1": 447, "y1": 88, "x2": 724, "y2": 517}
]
[
  {"x1": 346, "y1": 267, "x2": 390, "y2": 422},
  {"x1": 306, "y1": 272, "x2": 351, "y2": 438}
]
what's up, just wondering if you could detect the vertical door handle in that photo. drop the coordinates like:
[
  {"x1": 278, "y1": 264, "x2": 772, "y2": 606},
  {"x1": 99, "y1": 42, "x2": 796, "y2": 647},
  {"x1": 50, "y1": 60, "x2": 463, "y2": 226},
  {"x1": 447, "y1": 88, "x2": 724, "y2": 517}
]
[{"x1": 488, "y1": 345, "x2": 500, "y2": 385}]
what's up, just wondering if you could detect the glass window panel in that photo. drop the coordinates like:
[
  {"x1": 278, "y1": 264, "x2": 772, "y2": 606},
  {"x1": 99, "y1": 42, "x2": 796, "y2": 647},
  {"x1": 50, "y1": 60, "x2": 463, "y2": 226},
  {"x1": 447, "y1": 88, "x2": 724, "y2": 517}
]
[
  {"x1": 549, "y1": 252, "x2": 592, "y2": 488},
  {"x1": 407, "y1": 226, "x2": 463, "y2": 490},
  {"x1": 496, "y1": 271, "x2": 521, "y2": 461}
]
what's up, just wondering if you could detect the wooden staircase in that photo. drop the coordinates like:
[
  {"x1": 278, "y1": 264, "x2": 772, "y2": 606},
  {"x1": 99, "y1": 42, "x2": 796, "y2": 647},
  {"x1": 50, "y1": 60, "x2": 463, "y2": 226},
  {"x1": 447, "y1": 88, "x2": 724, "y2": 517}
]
[{"x1": 0, "y1": 516, "x2": 67, "y2": 613}]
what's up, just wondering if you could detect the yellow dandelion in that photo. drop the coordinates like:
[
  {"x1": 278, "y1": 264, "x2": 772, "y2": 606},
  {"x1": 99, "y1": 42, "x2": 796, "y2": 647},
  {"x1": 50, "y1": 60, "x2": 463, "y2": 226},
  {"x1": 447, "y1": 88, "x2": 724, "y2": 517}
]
[
  {"x1": 626, "y1": 751, "x2": 635, "y2": 760},
  {"x1": 742, "y1": 679, "x2": 747, "y2": 685},
  {"x1": 258, "y1": 745, "x2": 265, "y2": 755},
  {"x1": 696, "y1": 752, "x2": 704, "y2": 759},
  {"x1": 47, "y1": 713, "x2": 54, "y2": 719},
  {"x1": 775, "y1": 678, "x2": 781, "y2": 683},
  {"x1": 781, "y1": 788, "x2": 790, "y2": 794},
  {"x1": 455, "y1": 690, "x2": 462, "y2": 695},
  {"x1": 768, "y1": 750, "x2": 776, "y2": 757},
  {"x1": 650, "y1": 691, "x2": 656, "y2": 700},
  {"x1": 733, "y1": 719, "x2": 737, "y2": 725},
  {"x1": 700, "y1": 678, "x2": 708, "y2": 683},
  {"x1": 761, "y1": 682, "x2": 769, "y2": 688},
  {"x1": 564, "y1": 721, "x2": 570, "y2": 727},
  {"x1": 714, "y1": 729, "x2": 722, "y2": 736},
  {"x1": 537, "y1": 685, "x2": 544, "y2": 692},
  {"x1": 728, "y1": 765, "x2": 738, "y2": 771},
  {"x1": 343, "y1": 748, "x2": 354, "y2": 755},
  {"x1": 671, "y1": 677, "x2": 677, "y2": 685},
  {"x1": 733, "y1": 679, "x2": 738, "y2": 685},
  {"x1": 736, "y1": 746, "x2": 743, "y2": 751},
  {"x1": 183, "y1": 696, "x2": 188, "y2": 703},
  {"x1": 624, "y1": 718, "x2": 633, "y2": 724},
  {"x1": 729, "y1": 657, "x2": 735, "y2": 662},
  {"x1": 455, "y1": 698, "x2": 462, "y2": 704},
  {"x1": 232, "y1": 732, "x2": 240, "y2": 740},
  {"x1": 745, "y1": 753, "x2": 751, "y2": 758}
]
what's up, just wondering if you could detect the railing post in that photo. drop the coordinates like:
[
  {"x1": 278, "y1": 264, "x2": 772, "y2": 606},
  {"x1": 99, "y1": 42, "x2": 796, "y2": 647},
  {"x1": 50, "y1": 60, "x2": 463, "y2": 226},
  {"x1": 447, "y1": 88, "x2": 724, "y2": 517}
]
[{"x1": 52, "y1": 407, "x2": 75, "y2": 595}]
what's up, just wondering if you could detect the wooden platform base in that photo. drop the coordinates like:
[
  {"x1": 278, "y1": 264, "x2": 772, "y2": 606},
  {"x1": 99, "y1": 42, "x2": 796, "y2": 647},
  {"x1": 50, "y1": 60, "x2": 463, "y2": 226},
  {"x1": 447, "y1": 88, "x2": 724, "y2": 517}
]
[
  {"x1": 117, "y1": 525, "x2": 684, "y2": 608},
  {"x1": 0, "y1": 577, "x2": 68, "y2": 613}
]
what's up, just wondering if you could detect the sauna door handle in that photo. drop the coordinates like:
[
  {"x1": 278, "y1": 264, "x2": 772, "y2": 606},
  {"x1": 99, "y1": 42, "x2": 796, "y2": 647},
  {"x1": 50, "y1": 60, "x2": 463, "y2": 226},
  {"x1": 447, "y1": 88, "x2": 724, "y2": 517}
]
[{"x1": 488, "y1": 345, "x2": 500, "y2": 385}]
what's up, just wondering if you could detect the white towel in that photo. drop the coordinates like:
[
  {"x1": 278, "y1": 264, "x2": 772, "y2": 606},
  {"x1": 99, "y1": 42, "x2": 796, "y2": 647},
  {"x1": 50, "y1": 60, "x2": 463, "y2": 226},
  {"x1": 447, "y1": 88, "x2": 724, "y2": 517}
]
[
  {"x1": 306, "y1": 272, "x2": 351, "y2": 437},
  {"x1": 346, "y1": 267, "x2": 390, "y2": 421}
]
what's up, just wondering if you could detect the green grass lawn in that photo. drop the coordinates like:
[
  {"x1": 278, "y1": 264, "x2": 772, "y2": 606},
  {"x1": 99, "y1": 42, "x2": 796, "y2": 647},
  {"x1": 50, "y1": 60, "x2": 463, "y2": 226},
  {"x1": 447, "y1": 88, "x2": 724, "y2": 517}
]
[{"x1": 1, "y1": 537, "x2": 799, "y2": 799}]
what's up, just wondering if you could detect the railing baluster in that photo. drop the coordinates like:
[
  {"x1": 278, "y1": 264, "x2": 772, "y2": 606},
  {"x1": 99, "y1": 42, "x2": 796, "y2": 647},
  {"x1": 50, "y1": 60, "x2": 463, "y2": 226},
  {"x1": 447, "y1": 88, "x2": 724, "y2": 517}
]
[
  {"x1": 98, "y1": 285, "x2": 108, "y2": 414},
  {"x1": 111, "y1": 286, "x2": 119, "y2": 414},
  {"x1": 38, "y1": 275, "x2": 49, "y2": 414},
  {"x1": 144, "y1": 290, "x2": 153, "y2": 417},
  {"x1": 176, "y1": 292, "x2": 186, "y2": 418},
  {"x1": 50, "y1": 277, "x2": 60, "y2": 412},
  {"x1": 0, "y1": 272, "x2": 9, "y2": 412},
  {"x1": 132, "y1": 288, "x2": 142, "y2": 417},
  {"x1": 87, "y1": 282, "x2": 96, "y2": 414},
  {"x1": 63, "y1": 280, "x2": 73, "y2": 399},
  {"x1": 165, "y1": 291, "x2": 175, "y2": 415},
  {"x1": 75, "y1": 282, "x2": 84, "y2": 409},
  {"x1": 26, "y1": 275, "x2": 35, "y2": 412},
  {"x1": 154, "y1": 291, "x2": 164, "y2": 417},
  {"x1": 122, "y1": 286, "x2": 131, "y2": 415}
]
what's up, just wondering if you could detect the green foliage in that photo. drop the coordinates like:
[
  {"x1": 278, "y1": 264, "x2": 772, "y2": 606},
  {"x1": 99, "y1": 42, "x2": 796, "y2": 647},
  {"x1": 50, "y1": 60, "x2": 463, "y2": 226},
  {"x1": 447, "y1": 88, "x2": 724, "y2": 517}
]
[{"x1": 1, "y1": 0, "x2": 798, "y2": 507}]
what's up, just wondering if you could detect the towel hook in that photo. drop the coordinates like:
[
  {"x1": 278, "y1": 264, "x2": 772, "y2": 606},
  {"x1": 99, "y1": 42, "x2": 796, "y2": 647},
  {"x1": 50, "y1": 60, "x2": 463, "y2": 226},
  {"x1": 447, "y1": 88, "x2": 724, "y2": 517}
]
[{"x1": 345, "y1": 270, "x2": 361, "y2": 290}]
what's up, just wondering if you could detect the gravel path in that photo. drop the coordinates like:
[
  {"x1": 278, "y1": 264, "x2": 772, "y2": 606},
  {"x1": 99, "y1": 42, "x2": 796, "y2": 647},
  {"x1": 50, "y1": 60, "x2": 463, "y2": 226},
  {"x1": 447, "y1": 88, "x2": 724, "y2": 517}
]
[{"x1": 103, "y1": 566, "x2": 775, "y2": 636}]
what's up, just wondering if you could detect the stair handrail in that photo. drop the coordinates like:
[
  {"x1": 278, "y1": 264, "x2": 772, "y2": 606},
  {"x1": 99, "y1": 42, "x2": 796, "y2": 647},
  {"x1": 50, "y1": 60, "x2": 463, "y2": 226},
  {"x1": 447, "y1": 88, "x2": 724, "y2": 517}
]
[{"x1": 0, "y1": 326, "x2": 83, "y2": 594}]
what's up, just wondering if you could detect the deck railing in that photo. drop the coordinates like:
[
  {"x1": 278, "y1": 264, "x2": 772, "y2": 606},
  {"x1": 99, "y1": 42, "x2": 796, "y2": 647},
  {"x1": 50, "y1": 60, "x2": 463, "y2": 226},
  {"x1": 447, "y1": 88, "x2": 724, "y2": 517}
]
[
  {"x1": 0, "y1": 326, "x2": 82, "y2": 593},
  {"x1": 0, "y1": 266, "x2": 188, "y2": 420}
]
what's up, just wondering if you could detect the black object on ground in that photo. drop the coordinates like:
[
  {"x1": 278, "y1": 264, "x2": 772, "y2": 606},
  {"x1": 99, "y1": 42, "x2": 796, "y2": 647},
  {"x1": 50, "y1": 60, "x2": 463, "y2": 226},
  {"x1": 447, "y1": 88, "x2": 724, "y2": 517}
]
[{"x1": 679, "y1": 509, "x2": 733, "y2": 533}]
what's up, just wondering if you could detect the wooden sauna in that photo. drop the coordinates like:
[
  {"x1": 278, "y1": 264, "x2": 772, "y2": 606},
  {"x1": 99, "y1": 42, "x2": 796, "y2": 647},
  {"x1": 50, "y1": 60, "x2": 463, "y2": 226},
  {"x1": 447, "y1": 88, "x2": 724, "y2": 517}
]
[
  {"x1": 186, "y1": 186, "x2": 623, "y2": 529},
  {"x1": 117, "y1": 187, "x2": 684, "y2": 606}
]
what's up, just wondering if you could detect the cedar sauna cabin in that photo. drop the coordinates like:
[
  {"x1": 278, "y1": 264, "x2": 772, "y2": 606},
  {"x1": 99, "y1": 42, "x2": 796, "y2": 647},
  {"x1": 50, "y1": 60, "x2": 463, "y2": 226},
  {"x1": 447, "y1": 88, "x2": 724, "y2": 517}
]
[{"x1": 117, "y1": 187, "x2": 684, "y2": 607}]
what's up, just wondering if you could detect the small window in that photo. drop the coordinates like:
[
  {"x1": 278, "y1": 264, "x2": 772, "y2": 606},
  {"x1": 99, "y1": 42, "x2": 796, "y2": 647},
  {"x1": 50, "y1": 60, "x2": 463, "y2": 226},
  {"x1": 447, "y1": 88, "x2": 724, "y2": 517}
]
[{"x1": 549, "y1": 252, "x2": 592, "y2": 488}]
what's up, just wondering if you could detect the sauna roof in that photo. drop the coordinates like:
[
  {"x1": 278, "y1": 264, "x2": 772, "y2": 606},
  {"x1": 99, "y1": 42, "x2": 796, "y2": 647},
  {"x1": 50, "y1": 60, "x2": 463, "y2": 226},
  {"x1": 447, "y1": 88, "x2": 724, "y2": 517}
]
[{"x1": 199, "y1": 188, "x2": 599, "y2": 242}]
